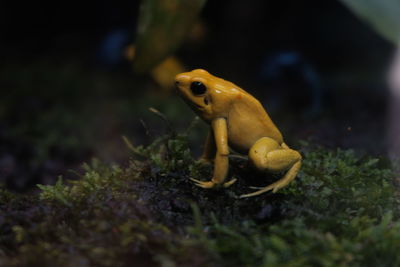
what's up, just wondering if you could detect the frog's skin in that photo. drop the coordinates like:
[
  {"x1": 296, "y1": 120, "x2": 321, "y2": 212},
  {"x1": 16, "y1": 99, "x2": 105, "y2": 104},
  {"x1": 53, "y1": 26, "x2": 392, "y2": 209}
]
[{"x1": 175, "y1": 69, "x2": 302, "y2": 198}]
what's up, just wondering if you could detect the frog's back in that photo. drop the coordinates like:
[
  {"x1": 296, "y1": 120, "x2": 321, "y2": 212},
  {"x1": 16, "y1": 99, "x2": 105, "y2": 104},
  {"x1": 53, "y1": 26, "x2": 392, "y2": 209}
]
[{"x1": 227, "y1": 92, "x2": 283, "y2": 153}]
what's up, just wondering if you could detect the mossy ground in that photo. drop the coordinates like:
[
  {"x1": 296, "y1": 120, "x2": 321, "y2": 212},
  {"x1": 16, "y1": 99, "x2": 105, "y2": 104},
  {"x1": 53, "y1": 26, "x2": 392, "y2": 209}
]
[{"x1": 1, "y1": 125, "x2": 399, "y2": 266}]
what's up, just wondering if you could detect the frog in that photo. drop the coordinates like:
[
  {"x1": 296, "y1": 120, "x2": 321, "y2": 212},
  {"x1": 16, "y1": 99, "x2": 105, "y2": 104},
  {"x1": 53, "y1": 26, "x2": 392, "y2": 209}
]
[{"x1": 175, "y1": 69, "x2": 302, "y2": 198}]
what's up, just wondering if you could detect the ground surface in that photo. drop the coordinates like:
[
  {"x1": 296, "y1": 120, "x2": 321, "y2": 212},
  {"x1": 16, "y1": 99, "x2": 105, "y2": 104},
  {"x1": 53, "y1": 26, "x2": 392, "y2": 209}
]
[{"x1": 0, "y1": 130, "x2": 399, "y2": 266}]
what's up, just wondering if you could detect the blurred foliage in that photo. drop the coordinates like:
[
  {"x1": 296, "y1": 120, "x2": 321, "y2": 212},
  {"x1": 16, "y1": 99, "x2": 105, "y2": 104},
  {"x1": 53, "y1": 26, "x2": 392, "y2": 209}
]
[
  {"x1": 133, "y1": 0, "x2": 206, "y2": 73},
  {"x1": 1, "y1": 124, "x2": 399, "y2": 266},
  {"x1": 0, "y1": 57, "x2": 202, "y2": 189},
  {"x1": 340, "y1": 0, "x2": 400, "y2": 43}
]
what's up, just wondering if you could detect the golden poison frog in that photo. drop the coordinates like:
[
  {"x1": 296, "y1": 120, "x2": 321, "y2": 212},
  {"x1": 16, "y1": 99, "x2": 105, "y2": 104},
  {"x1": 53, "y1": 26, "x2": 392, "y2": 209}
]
[{"x1": 175, "y1": 69, "x2": 301, "y2": 198}]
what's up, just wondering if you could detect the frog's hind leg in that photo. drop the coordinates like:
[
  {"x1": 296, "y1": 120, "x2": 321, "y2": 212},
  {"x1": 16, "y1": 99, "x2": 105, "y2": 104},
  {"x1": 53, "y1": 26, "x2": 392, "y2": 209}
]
[{"x1": 240, "y1": 138, "x2": 302, "y2": 198}]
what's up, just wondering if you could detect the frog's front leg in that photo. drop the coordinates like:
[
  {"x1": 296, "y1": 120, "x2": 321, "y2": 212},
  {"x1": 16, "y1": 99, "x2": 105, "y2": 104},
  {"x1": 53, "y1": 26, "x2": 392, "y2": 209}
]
[
  {"x1": 198, "y1": 129, "x2": 216, "y2": 164},
  {"x1": 191, "y1": 118, "x2": 237, "y2": 188},
  {"x1": 240, "y1": 137, "x2": 302, "y2": 198}
]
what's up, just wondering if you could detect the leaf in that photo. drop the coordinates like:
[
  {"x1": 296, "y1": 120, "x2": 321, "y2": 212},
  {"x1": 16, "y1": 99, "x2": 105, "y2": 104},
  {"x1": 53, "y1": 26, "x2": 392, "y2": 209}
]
[
  {"x1": 339, "y1": 0, "x2": 400, "y2": 44},
  {"x1": 133, "y1": 0, "x2": 206, "y2": 73}
]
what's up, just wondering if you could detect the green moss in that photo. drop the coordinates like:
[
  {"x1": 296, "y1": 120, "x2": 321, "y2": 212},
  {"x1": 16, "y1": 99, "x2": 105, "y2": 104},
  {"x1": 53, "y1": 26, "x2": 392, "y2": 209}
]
[{"x1": 0, "y1": 132, "x2": 398, "y2": 266}]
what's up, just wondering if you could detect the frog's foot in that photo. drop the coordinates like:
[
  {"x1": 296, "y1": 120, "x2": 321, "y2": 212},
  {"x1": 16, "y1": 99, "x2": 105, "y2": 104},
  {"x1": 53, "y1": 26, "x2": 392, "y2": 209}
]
[
  {"x1": 190, "y1": 178, "x2": 216, "y2": 188},
  {"x1": 190, "y1": 177, "x2": 237, "y2": 188},
  {"x1": 240, "y1": 181, "x2": 281, "y2": 198},
  {"x1": 240, "y1": 160, "x2": 301, "y2": 198}
]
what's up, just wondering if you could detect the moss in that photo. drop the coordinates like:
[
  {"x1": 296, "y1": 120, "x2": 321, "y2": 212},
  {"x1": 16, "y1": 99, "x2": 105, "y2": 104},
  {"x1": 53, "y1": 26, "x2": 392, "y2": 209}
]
[{"x1": 0, "y1": 129, "x2": 398, "y2": 266}]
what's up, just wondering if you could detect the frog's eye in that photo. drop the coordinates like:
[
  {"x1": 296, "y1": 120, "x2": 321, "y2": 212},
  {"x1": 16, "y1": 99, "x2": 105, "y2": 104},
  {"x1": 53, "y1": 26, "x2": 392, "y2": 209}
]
[{"x1": 190, "y1": 81, "x2": 207, "y2": 95}]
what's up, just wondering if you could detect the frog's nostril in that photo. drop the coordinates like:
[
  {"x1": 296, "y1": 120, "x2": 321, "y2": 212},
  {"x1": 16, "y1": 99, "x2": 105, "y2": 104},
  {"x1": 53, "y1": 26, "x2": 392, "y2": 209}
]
[{"x1": 175, "y1": 74, "x2": 190, "y2": 84}]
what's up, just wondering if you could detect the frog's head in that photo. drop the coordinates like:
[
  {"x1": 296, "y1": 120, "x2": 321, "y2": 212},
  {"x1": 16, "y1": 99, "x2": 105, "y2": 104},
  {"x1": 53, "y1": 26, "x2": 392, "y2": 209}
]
[{"x1": 175, "y1": 69, "x2": 239, "y2": 122}]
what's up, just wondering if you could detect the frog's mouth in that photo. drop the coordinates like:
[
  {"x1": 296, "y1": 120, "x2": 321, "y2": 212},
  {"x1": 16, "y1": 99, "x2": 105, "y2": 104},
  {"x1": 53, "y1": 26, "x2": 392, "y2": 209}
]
[{"x1": 187, "y1": 99, "x2": 205, "y2": 110}]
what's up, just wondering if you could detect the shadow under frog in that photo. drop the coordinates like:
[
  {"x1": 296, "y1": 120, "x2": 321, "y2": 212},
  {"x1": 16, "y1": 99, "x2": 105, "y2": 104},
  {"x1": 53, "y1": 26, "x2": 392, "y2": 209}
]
[{"x1": 175, "y1": 69, "x2": 302, "y2": 198}]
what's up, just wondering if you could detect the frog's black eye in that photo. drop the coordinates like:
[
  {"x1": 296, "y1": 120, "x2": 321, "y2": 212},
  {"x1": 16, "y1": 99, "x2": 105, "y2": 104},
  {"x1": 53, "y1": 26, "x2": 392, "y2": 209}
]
[{"x1": 190, "y1": 81, "x2": 207, "y2": 95}]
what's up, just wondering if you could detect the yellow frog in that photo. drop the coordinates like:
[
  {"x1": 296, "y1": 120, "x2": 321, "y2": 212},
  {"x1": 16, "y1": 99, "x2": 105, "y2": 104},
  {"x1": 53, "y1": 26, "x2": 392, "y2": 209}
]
[{"x1": 175, "y1": 69, "x2": 302, "y2": 198}]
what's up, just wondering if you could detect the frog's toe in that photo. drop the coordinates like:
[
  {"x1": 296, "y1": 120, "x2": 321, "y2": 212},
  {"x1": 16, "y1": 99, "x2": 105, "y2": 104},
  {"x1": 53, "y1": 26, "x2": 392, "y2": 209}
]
[
  {"x1": 195, "y1": 181, "x2": 216, "y2": 188},
  {"x1": 223, "y1": 178, "x2": 237, "y2": 188},
  {"x1": 239, "y1": 184, "x2": 275, "y2": 198},
  {"x1": 271, "y1": 183, "x2": 285, "y2": 193},
  {"x1": 189, "y1": 177, "x2": 204, "y2": 184},
  {"x1": 190, "y1": 178, "x2": 216, "y2": 188},
  {"x1": 248, "y1": 186, "x2": 264, "y2": 189}
]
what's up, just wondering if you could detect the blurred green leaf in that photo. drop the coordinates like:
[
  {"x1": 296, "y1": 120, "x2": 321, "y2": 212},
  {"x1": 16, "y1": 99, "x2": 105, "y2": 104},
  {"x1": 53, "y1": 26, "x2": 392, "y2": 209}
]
[
  {"x1": 340, "y1": 0, "x2": 400, "y2": 44},
  {"x1": 133, "y1": 0, "x2": 206, "y2": 73}
]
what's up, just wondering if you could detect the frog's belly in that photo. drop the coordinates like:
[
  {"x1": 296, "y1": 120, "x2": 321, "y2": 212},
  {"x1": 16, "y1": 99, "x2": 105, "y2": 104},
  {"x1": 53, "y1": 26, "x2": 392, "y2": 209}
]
[
  {"x1": 227, "y1": 121, "x2": 282, "y2": 154},
  {"x1": 228, "y1": 131, "x2": 264, "y2": 154}
]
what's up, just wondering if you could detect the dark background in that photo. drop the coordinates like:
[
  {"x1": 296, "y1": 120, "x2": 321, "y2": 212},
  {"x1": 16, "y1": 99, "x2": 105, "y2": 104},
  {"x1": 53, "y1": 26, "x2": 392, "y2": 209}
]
[{"x1": 0, "y1": 0, "x2": 395, "y2": 191}]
